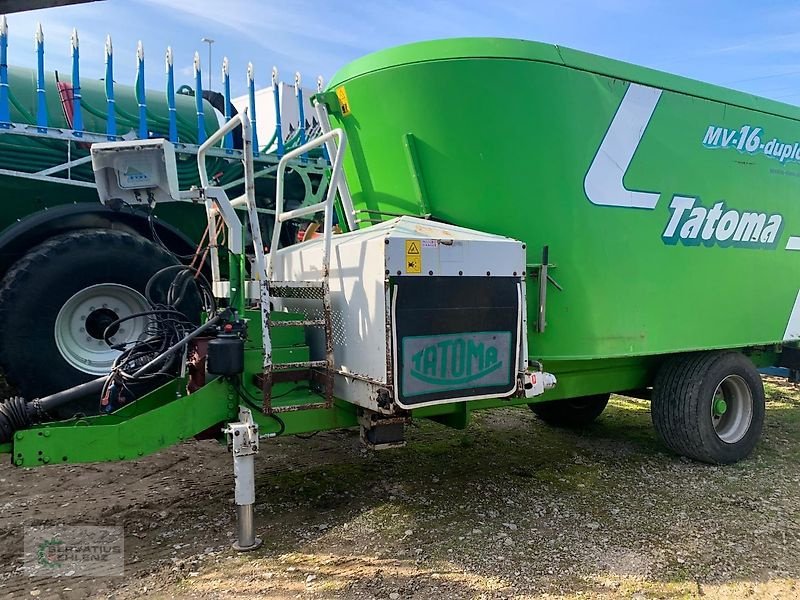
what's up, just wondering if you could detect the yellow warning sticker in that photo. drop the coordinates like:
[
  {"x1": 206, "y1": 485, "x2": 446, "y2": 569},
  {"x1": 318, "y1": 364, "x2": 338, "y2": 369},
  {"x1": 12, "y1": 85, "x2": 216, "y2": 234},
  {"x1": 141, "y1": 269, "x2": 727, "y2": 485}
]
[
  {"x1": 405, "y1": 240, "x2": 421, "y2": 273},
  {"x1": 335, "y1": 86, "x2": 351, "y2": 116}
]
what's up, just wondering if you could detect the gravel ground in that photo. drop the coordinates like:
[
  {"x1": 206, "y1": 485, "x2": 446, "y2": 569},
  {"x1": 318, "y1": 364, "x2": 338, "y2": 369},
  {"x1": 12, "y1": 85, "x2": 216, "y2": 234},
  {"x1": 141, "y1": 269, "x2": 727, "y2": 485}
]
[{"x1": 1, "y1": 377, "x2": 800, "y2": 599}]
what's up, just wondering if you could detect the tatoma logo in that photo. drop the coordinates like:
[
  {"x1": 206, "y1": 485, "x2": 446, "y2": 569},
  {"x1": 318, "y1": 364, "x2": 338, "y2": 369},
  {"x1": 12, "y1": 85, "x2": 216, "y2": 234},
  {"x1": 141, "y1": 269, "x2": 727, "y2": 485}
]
[
  {"x1": 663, "y1": 197, "x2": 782, "y2": 247},
  {"x1": 401, "y1": 331, "x2": 512, "y2": 397},
  {"x1": 583, "y1": 83, "x2": 786, "y2": 250},
  {"x1": 411, "y1": 337, "x2": 501, "y2": 385}
]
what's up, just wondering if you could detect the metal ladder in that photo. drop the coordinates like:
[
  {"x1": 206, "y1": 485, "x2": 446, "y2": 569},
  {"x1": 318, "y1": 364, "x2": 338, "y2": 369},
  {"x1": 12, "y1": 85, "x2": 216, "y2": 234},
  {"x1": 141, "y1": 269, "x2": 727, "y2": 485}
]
[
  {"x1": 262, "y1": 280, "x2": 333, "y2": 413},
  {"x1": 261, "y1": 98, "x2": 353, "y2": 413}
]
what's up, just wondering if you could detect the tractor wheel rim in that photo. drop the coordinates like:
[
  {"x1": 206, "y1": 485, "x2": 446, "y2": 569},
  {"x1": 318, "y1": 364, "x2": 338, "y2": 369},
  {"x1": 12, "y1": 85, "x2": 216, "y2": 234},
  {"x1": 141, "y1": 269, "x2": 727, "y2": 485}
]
[
  {"x1": 55, "y1": 284, "x2": 150, "y2": 376},
  {"x1": 710, "y1": 374, "x2": 754, "y2": 444}
]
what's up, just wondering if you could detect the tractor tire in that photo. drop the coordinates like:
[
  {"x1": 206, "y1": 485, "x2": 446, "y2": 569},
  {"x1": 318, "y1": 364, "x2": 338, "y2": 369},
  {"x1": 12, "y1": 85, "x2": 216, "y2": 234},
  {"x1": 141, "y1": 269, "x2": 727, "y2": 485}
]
[
  {"x1": 528, "y1": 393, "x2": 610, "y2": 427},
  {"x1": 651, "y1": 351, "x2": 765, "y2": 464},
  {"x1": 0, "y1": 230, "x2": 185, "y2": 418}
]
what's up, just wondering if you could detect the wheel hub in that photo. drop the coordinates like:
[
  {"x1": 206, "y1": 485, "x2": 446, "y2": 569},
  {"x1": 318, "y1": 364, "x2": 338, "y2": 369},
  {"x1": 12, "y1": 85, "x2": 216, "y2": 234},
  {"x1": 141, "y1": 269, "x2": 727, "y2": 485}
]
[
  {"x1": 84, "y1": 307, "x2": 121, "y2": 340},
  {"x1": 712, "y1": 398, "x2": 728, "y2": 416},
  {"x1": 55, "y1": 284, "x2": 150, "y2": 376},
  {"x1": 710, "y1": 374, "x2": 753, "y2": 444}
]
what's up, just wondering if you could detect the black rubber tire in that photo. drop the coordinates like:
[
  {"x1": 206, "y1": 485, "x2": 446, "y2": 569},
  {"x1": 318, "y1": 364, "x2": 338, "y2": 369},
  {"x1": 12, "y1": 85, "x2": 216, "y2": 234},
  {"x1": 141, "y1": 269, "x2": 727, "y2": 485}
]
[
  {"x1": 651, "y1": 351, "x2": 765, "y2": 464},
  {"x1": 0, "y1": 230, "x2": 183, "y2": 418},
  {"x1": 528, "y1": 393, "x2": 610, "y2": 427}
]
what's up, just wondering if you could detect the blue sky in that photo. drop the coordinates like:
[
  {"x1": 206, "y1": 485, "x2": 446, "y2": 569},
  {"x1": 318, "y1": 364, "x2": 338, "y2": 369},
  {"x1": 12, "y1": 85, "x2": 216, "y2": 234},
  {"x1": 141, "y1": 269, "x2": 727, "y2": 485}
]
[{"x1": 4, "y1": 0, "x2": 800, "y2": 102}]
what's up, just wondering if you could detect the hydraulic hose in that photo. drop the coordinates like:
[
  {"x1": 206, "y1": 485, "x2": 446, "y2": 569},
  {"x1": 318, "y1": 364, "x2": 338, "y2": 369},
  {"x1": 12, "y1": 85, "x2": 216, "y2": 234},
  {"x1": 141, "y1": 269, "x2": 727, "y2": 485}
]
[
  {"x1": 0, "y1": 375, "x2": 108, "y2": 444},
  {"x1": 132, "y1": 312, "x2": 223, "y2": 376},
  {"x1": 0, "y1": 312, "x2": 226, "y2": 443}
]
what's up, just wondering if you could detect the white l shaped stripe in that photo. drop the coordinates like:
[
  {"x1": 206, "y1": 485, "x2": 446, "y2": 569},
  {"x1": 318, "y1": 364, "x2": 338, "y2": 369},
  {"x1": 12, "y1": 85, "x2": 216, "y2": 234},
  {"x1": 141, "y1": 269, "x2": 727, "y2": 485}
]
[
  {"x1": 784, "y1": 289, "x2": 800, "y2": 340},
  {"x1": 584, "y1": 83, "x2": 663, "y2": 209},
  {"x1": 786, "y1": 236, "x2": 800, "y2": 251}
]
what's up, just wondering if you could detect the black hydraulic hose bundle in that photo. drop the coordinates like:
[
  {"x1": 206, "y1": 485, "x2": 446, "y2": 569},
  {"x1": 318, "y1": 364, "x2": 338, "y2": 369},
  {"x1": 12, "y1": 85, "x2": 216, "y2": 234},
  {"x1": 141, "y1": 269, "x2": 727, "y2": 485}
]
[
  {"x1": 98, "y1": 264, "x2": 217, "y2": 408},
  {"x1": 0, "y1": 265, "x2": 223, "y2": 443},
  {"x1": 0, "y1": 314, "x2": 224, "y2": 443},
  {"x1": 144, "y1": 263, "x2": 216, "y2": 313}
]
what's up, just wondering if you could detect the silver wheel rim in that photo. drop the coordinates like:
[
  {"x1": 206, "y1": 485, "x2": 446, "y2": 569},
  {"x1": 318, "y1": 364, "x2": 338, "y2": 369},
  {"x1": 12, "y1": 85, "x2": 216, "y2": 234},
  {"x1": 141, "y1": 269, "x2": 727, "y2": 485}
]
[
  {"x1": 711, "y1": 374, "x2": 754, "y2": 444},
  {"x1": 55, "y1": 284, "x2": 149, "y2": 375}
]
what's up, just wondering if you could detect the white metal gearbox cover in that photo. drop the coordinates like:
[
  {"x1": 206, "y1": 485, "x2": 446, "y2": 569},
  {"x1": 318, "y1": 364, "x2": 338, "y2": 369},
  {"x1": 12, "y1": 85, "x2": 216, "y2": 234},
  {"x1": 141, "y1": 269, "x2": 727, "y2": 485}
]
[
  {"x1": 383, "y1": 218, "x2": 526, "y2": 277},
  {"x1": 91, "y1": 138, "x2": 180, "y2": 206},
  {"x1": 269, "y1": 216, "x2": 527, "y2": 412}
]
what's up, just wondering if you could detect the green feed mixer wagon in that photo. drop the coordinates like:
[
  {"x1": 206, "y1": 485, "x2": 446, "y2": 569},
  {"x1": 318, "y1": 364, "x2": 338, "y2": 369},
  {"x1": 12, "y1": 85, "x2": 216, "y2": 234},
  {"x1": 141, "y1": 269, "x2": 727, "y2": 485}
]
[{"x1": 1, "y1": 36, "x2": 798, "y2": 550}]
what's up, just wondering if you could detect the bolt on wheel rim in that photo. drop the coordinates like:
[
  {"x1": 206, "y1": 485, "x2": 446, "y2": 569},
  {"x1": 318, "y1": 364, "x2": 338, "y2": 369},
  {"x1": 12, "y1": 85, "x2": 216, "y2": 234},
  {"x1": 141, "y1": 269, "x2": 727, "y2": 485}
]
[
  {"x1": 711, "y1": 374, "x2": 753, "y2": 444},
  {"x1": 55, "y1": 284, "x2": 150, "y2": 376}
]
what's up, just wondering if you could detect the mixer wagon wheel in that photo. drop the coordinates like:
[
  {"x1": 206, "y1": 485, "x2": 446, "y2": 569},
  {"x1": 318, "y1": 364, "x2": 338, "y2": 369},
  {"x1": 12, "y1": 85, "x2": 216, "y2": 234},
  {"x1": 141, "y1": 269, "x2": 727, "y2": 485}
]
[
  {"x1": 528, "y1": 393, "x2": 610, "y2": 427},
  {"x1": 0, "y1": 229, "x2": 189, "y2": 419},
  {"x1": 651, "y1": 351, "x2": 765, "y2": 465}
]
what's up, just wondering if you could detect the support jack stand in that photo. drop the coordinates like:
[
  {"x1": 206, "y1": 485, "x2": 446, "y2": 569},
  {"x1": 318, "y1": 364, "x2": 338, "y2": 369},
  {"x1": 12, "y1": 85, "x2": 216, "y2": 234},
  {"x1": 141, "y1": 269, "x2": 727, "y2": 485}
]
[{"x1": 224, "y1": 407, "x2": 263, "y2": 552}]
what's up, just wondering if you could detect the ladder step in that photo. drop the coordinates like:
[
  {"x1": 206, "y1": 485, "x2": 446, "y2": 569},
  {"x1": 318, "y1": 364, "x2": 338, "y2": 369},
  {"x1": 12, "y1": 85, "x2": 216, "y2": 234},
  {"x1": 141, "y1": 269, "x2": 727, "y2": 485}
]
[
  {"x1": 273, "y1": 360, "x2": 328, "y2": 370},
  {"x1": 270, "y1": 280, "x2": 324, "y2": 287},
  {"x1": 268, "y1": 281, "x2": 325, "y2": 300},
  {"x1": 269, "y1": 318, "x2": 326, "y2": 328},
  {"x1": 271, "y1": 401, "x2": 329, "y2": 413}
]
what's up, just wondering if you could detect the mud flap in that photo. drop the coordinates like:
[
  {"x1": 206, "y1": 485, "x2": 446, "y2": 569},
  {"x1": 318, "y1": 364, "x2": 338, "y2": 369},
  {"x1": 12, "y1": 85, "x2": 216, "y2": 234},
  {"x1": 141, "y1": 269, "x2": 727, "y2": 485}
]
[{"x1": 391, "y1": 276, "x2": 521, "y2": 409}]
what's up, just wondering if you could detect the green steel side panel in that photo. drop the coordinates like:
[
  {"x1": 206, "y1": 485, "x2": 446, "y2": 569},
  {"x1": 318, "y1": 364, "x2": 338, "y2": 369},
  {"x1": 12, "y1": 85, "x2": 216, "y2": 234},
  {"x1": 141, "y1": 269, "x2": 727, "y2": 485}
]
[
  {"x1": 11, "y1": 379, "x2": 236, "y2": 467},
  {"x1": 251, "y1": 398, "x2": 359, "y2": 436},
  {"x1": 330, "y1": 37, "x2": 800, "y2": 121},
  {"x1": 325, "y1": 38, "x2": 800, "y2": 370}
]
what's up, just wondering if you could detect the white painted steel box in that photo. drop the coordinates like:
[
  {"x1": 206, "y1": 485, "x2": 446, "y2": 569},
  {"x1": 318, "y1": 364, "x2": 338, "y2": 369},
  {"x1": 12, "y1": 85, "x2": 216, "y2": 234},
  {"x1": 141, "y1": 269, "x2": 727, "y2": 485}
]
[{"x1": 270, "y1": 216, "x2": 528, "y2": 413}]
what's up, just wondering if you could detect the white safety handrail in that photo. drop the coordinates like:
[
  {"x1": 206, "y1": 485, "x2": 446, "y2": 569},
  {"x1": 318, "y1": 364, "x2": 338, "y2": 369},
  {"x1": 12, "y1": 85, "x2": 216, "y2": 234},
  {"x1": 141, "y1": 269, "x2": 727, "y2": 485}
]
[
  {"x1": 197, "y1": 107, "x2": 267, "y2": 281},
  {"x1": 314, "y1": 100, "x2": 356, "y2": 231},
  {"x1": 197, "y1": 108, "x2": 244, "y2": 187},
  {"x1": 268, "y1": 127, "x2": 348, "y2": 281}
]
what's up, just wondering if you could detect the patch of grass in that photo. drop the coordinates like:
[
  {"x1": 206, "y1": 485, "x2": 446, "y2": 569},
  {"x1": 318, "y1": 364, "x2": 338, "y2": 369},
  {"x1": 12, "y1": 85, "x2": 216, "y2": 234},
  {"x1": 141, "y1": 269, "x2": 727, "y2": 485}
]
[
  {"x1": 261, "y1": 462, "x2": 368, "y2": 509},
  {"x1": 531, "y1": 463, "x2": 601, "y2": 490}
]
